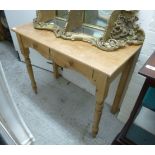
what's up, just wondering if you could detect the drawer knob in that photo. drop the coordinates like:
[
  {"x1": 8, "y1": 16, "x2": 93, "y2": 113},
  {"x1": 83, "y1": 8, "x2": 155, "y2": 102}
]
[
  {"x1": 65, "y1": 61, "x2": 73, "y2": 68},
  {"x1": 32, "y1": 43, "x2": 38, "y2": 49}
]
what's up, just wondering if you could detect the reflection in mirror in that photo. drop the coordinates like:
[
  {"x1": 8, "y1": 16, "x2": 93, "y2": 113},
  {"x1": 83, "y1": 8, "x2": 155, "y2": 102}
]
[
  {"x1": 84, "y1": 10, "x2": 113, "y2": 28},
  {"x1": 56, "y1": 10, "x2": 68, "y2": 20},
  {"x1": 49, "y1": 18, "x2": 66, "y2": 28},
  {"x1": 34, "y1": 10, "x2": 67, "y2": 31},
  {"x1": 73, "y1": 25, "x2": 104, "y2": 38},
  {"x1": 55, "y1": 10, "x2": 112, "y2": 31},
  {"x1": 69, "y1": 10, "x2": 113, "y2": 38}
]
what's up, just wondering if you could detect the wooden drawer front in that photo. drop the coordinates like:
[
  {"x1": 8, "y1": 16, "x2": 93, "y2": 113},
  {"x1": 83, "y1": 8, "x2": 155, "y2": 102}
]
[
  {"x1": 21, "y1": 36, "x2": 50, "y2": 59},
  {"x1": 52, "y1": 51, "x2": 94, "y2": 80}
]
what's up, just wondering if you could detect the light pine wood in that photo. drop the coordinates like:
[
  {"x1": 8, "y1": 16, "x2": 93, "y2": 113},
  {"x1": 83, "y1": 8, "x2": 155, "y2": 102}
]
[
  {"x1": 12, "y1": 23, "x2": 141, "y2": 137},
  {"x1": 16, "y1": 34, "x2": 37, "y2": 94},
  {"x1": 53, "y1": 62, "x2": 60, "y2": 79},
  {"x1": 51, "y1": 50, "x2": 94, "y2": 81},
  {"x1": 21, "y1": 36, "x2": 50, "y2": 60},
  {"x1": 92, "y1": 71, "x2": 110, "y2": 137},
  {"x1": 49, "y1": 50, "x2": 60, "y2": 79},
  {"x1": 111, "y1": 56, "x2": 135, "y2": 114},
  {"x1": 12, "y1": 23, "x2": 141, "y2": 77}
]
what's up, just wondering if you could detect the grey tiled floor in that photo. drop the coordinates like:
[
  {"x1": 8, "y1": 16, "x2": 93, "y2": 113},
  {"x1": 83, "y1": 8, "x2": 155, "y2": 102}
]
[{"x1": 0, "y1": 41, "x2": 123, "y2": 144}]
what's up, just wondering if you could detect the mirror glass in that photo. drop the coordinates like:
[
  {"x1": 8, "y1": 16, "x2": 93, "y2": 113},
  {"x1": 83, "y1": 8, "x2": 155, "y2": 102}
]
[
  {"x1": 49, "y1": 18, "x2": 66, "y2": 28},
  {"x1": 84, "y1": 10, "x2": 112, "y2": 28},
  {"x1": 73, "y1": 25, "x2": 104, "y2": 38},
  {"x1": 56, "y1": 10, "x2": 68, "y2": 20},
  {"x1": 54, "y1": 10, "x2": 113, "y2": 38}
]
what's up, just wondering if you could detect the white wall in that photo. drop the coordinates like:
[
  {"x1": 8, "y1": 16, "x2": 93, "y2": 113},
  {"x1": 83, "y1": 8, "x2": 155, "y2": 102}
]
[
  {"x1": 5, "y1": 10, "x2": 155, "y2": 123},
  {"x1": 5, "y1": 10, "x2": 53, "y2": 71},
  {"x1": 5, "y1": 11, "x2": 36, "y2": 53},
  {"x1": 118, "y1": 10, "x2": 155, "y2": 123}
]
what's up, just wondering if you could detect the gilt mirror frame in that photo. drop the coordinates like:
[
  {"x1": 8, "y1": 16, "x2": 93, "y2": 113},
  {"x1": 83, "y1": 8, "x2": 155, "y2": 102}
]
[{"x1": 33, "y1": 10, "x2": 145, "y2": 51}]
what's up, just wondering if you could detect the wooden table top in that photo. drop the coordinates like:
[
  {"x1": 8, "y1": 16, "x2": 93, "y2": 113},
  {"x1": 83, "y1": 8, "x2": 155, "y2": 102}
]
[
  {"x1": 13, "y1": 23, "x2": 141, "y2": 77},
  {"x1": 139, "y1": 52, "x2": 155, "y2": 80}
]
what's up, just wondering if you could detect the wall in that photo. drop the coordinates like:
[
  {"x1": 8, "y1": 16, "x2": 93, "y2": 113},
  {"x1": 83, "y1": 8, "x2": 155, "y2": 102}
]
[
  {"x1": 5, "y1": 10, "x2": 155, "y2": 123},
  {"x1": 5, "y1": 10, "x2": 53, "y2": 71},
  {"x1": 118, "y1": 10, "x2": 155, "y2": 122}
]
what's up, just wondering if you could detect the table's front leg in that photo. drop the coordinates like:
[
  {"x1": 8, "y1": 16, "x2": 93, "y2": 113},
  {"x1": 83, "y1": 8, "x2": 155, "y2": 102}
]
[
  {"x1": 16, "y1": 34, "x2": 37, "y2": 94},
  {"x1": 92, "y1": 72, "x2": 109, "y2": 137}
]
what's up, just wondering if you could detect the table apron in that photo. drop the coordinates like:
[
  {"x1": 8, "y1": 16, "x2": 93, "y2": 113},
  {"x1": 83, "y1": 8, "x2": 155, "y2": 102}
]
[
  {"x1": 21, "y1": 36, "x2": 50, "y2": 60},
  {"x1": 50, "y1": 51, "x2": 95, "y2": 82}
]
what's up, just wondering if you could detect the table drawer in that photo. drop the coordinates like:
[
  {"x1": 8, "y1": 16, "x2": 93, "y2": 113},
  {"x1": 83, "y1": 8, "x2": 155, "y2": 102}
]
[
  {"x1": 21, "y1": 36, "x2": 50, "y2": 59},
  {"x1": 52, "y1": 51, "x2": 94, "y2": 80}
]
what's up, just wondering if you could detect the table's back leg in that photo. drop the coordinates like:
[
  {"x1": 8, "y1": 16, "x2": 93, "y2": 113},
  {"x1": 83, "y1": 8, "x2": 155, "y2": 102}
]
[
  {"x1": 92, "y1": 73, "x2": 109, "y2": 137},
  {"x1": 111, "y1": 56, "x2": 135, "y2": 114},
  {"x1": 16, "y1": 34, "x2": 37, "y2": 94},
  {"x1": 49, "y1": 50, "x2": 60, "y2": 79},
  {"x1": 53, "y1": 62, "x2": 60, "y2": 79}
]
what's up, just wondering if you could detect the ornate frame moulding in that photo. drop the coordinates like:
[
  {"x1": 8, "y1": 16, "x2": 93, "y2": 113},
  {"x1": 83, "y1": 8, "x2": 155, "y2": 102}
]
[{"x1": 33, "y1": 10, "x2": 145, "y2": 51}]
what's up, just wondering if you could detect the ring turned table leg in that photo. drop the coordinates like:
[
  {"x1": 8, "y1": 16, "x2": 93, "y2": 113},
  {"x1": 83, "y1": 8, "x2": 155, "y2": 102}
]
[
  {"x1": 53, "y1": 62, "x2": 60, "y2": 79},
  {"x1": 16, "y1": 34, "x2": 37, "y2": 94},
  {"x1": 92, "y1": 73, "x2": 109, "y2": 137},
  {"x1": 24, "y1": 51, "x2": 37, "y2": 94}
]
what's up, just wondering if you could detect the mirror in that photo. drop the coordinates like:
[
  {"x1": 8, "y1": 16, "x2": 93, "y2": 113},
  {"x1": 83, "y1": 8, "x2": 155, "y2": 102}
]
[
  {"x1": 84, "y1": 10, "x2": 112, "y2": 28},
  {"x1": 55, "y1": 10, "x2": 112, "y2": 38},
  {"x1": 33, "y1": 10, "x2": 145, "y2": 51}
]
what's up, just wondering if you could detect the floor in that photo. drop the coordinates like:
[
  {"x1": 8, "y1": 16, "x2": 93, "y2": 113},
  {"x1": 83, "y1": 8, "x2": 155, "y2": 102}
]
[{"x1": 0, "y1": 41, "x2": 123, "y2": 145}]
